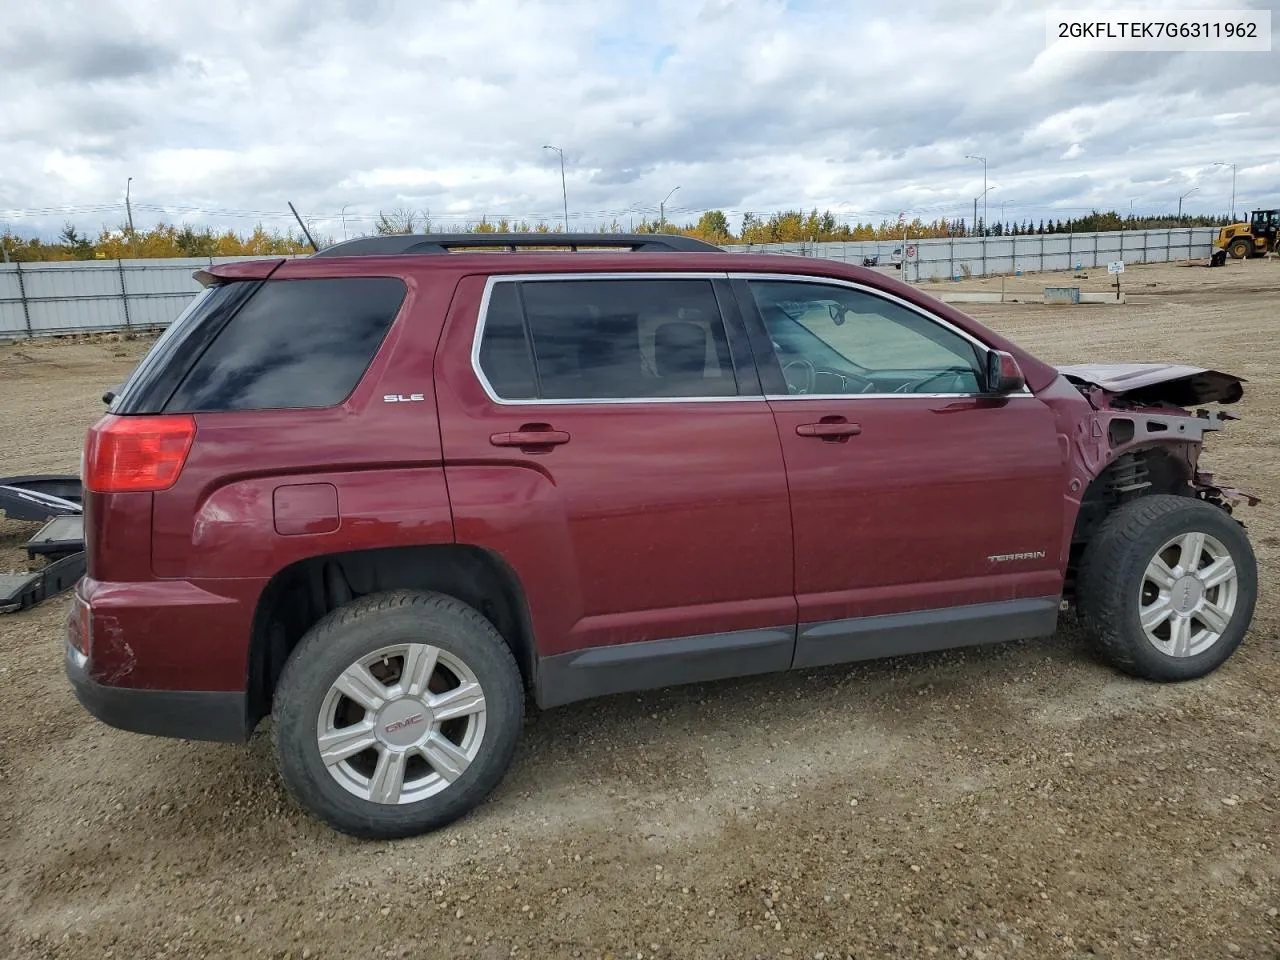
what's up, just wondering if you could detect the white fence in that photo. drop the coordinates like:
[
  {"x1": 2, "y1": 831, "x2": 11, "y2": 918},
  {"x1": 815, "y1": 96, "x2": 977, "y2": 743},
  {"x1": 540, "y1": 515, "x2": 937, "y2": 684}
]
[
  {"x1": 0, "y1": 256, "x2": 304, "y2": 340},
  {"x1": 724, "y1": 227, "x2": 1219, "y2": 282},
  {"x1": 0, "y1": 228, "x2": 1219, "y2": 339}
]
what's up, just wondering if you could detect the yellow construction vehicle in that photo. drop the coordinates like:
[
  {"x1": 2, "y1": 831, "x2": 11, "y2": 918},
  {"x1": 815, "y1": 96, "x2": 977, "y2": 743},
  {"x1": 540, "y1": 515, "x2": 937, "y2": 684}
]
[{"x1": 1216, "y1": 209, "x2": 1279, "y2": 259}]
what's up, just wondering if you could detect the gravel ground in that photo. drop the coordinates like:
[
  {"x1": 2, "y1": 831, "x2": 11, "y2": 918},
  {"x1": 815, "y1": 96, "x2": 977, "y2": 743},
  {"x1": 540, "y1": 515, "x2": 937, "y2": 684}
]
[{"x1": 1, "y1": 259, "x2": 1278, "y2": 960}]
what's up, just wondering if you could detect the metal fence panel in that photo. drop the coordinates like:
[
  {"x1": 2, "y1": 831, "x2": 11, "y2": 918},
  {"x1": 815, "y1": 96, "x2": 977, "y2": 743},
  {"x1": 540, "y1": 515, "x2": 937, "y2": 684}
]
[
  {"x1": 20, "y1": 261, "x2": 123, "y2": 298},
  {"x1": 0, "y1": 301, "x2": 27, "y2": 335},
  {"x1": 0, "y1": 269, "x2": 22, "y2": 300},
  {"x1": 0, "y1": 232, "x2": 1220, "y2": 339},
  {"x1": 28, "y1": 296, "x2": 128, "y2": 334},
  {"x1": 124, "y1": 263, "x2": 204, "y2": 296}
]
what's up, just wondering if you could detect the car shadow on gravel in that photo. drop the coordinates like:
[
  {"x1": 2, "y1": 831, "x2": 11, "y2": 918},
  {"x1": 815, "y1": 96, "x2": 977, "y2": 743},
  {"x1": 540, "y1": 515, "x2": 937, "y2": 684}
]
[
  {"x1": 23, "y1": 617, "x2": 1239, "y2": 871},
  {"x1": 456, "y1": 624, "x2": 1128, "y2": 817}
]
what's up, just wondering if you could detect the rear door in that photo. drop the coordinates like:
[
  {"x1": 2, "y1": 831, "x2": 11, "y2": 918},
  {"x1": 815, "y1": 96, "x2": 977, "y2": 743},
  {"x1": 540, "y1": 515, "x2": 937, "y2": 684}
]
[
  {"x1": 434, "y1": 271, "x2": 796, "y2": 705},
  {"x1": 733, "y1": 273, "x2": 1066, "y2": 669}
]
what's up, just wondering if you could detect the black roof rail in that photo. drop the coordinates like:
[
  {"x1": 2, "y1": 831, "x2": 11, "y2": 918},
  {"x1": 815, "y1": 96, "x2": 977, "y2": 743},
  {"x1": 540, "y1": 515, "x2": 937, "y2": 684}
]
[{"x1": 311, "y1": 232, "x2": 724, "y2": 258}]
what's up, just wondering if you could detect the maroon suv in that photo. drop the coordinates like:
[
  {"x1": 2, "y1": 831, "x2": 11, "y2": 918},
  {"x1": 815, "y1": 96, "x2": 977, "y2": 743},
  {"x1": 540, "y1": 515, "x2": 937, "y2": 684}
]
[{"x1": 66, "y1": 233, "x2": 1259, "y2": 839}]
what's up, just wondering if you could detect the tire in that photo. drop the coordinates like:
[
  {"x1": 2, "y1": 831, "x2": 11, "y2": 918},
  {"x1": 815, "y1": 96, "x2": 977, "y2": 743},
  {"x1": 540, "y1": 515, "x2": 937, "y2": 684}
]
[
  {"x1": 1078, "y1": 494, "x2": 1258, "y2": 682},
  {"x1": 1228, "y1": 238, "x2": 1252, "y2": 260},
  {"x1": 271, "y1": 589, "x2": 524, "y2": 840}
]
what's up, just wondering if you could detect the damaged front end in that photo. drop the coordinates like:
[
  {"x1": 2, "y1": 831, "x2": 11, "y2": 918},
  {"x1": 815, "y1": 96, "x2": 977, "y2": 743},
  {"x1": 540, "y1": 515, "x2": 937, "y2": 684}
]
[{"x1": 1056, "y1": 362, "x2": 1260, "y2": 513}]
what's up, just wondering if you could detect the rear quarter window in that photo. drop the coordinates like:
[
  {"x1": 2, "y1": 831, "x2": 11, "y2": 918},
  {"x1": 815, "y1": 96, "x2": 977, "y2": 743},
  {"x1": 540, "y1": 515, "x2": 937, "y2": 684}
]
[{"x1": 162, "y1": 277, "x2": 407, "y2": 413}]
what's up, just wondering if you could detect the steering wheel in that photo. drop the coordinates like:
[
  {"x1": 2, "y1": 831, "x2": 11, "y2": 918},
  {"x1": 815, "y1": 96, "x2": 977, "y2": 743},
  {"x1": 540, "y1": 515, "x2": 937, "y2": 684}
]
[{"x1": 781, "y1": 357, "x2": 817, "y2": 394}]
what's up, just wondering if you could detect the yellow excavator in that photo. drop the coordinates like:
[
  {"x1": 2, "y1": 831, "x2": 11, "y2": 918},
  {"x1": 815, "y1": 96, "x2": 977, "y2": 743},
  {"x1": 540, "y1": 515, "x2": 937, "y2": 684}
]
[{"x1": 1216, "y1": 209, "x2": 1279, "y2": 259}]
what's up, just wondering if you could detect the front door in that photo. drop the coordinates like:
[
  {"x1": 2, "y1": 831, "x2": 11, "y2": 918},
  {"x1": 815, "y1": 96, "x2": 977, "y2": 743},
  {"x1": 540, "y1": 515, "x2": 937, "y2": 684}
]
[
  {"x1": 435, "y1": 272, "x2": 797, "y2": 705},
  {"x1": 733, "y1": 275, "x2": 1067, "y2": 668}
]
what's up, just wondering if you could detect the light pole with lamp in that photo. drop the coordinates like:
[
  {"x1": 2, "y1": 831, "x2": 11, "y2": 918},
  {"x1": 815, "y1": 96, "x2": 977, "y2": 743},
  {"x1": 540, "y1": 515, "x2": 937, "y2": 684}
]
[
  {"x1": 1177, "y1": 187, "x2": 1199, "y2": 220},
  {"x1": 965, "y1": 154, "x2": 987, "y2": 234},
  {"x1": 659, "y1": 186, "x2": 680, "y2": 231},
  {"x1": 543, "y1": 145, "x2": 569, "y2": 232}
]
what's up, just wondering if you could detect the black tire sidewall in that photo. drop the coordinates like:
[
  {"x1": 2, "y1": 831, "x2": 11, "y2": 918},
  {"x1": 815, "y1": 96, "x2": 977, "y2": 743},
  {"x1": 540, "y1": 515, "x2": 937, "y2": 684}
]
[
  {"x1": 1094, "y1": 499, "x2": 1257, "y2": 681},
  {"x1": 272, "y1": 593, "x2": 524, "y2": 839}
]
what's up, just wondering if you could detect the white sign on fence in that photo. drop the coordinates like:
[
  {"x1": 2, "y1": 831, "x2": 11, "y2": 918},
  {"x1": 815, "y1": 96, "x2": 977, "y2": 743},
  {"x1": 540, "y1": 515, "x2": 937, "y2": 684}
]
[{"x1": 1107, "y1": 260, "x2": 1125, "y2": 275}]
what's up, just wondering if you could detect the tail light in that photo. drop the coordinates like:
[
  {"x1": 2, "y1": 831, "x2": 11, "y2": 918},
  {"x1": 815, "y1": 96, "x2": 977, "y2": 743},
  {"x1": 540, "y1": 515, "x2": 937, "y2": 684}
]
[{"x1": 83, "y1": 414, "x2": 196, "y2": 493}]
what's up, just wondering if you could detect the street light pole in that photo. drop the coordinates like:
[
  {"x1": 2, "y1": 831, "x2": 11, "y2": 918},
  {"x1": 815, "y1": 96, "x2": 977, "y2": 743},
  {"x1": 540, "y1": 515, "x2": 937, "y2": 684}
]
[
  {"x1": 1214, "y1": 161, "x2": 1236, "y2": 221},
  {"x1": 543, "y1": 145, "x2": 568, "y2": 231},
  {"x1": 125, "y1": 176, "x2": 134, "y2": 234},
  {"x1": 660, "y1": 186, "x2": 680, "y2": 231},
  {"x1": 965, "y1": 154, "x2": 987, "y2": 234},
  {"x1": 1177, "y1": 187, "x2": 1199, "y2": 220}
]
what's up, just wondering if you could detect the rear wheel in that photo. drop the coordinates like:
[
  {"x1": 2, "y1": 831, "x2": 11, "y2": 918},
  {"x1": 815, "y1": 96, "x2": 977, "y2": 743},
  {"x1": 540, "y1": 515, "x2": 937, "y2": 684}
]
[
  {"x1": 1078, "y1": 495, "x2": 1257, "y2": 682},
  {"x1": 272, "y1": 590, "x2": 524, "y2": 839},
  {"x1": 1228, "y1": 237, "x2": 1253, "y2": 259}
]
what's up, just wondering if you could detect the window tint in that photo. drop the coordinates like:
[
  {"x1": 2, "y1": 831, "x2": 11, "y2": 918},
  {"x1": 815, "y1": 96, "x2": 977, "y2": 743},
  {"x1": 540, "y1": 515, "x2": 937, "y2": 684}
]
[
  {"x1": 111, "y1": 282, "x2": 260, "y2": 414},
  {"x1": 508, "y1": 279, "x2": 738, "y2": 400},
  {"x1": 748, "y1": 280, "x2": 984, "y2": 396},
  {"x1": 477, "y1": 282, "x2": 536, "y2": 400},
  {"x1": 164, "y1": 277, "x2": 406, "y2": 412}
]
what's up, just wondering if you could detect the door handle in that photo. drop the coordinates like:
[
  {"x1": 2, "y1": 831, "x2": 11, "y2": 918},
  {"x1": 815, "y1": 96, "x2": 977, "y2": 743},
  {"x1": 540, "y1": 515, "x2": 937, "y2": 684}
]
[
  {"x1": 796, "y1": 419, "x2": 862, "y2": 440},
  {"x1": 490, "y1": 424, "x2": 571, "y2": 450}
]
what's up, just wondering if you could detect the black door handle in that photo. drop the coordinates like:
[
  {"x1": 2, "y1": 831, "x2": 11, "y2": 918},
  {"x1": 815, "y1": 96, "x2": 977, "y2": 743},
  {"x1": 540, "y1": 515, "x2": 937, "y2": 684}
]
[
  {"x1": 796, "y1": 418, "x2": 861, "y2": 441},
  {"x1": 490, "y1": 423, "x2": 571, "y2": 451}
]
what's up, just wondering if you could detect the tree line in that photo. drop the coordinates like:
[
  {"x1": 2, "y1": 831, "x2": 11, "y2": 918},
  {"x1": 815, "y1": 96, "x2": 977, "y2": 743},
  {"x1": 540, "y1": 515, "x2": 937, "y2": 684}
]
[{"x1": 0, "y1": 208, "x2": 1238, "y2": 262}]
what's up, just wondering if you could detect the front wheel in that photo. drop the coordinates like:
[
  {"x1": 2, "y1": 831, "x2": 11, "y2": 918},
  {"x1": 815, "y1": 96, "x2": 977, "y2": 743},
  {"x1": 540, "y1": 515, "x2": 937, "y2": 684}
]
[
  {"x1": 272, "y1": 590, "x2": 525, "y2": 839},
  {"x1": 1228, "y1": 238, "x2": 1252, "y2": 260},
  {"x1": 1078, "y1": 495, "x2": 1258, "y2": 682}
]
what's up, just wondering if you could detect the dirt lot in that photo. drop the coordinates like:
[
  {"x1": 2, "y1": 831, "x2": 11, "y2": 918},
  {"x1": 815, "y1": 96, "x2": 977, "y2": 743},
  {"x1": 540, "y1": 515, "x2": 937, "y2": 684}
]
[{"x1": 2, "y1": 259, "x2": 1278, "y2": 960}]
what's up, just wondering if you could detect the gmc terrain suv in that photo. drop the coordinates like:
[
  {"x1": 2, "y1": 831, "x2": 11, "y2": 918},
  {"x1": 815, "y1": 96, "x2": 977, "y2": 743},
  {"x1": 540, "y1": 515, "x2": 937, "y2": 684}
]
[{"x1": 67, "y1": 233, "x2": 1259, "y2": 839}]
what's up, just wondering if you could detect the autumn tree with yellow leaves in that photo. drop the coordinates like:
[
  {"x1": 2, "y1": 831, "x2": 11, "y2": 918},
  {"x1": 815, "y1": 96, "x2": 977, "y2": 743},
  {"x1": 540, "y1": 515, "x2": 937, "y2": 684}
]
[{"x1": 0, "y1": 207, "x2": 1233, "y2": 262}]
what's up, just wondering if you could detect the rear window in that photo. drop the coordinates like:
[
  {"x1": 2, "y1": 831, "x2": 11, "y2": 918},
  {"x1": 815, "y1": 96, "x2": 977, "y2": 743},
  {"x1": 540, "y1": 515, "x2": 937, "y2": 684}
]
[
  {"x1": 162, "y1": 277, "x2": 407, "y2": 413},
  {"x1": 110, "y1": 281, "x2": 259, "y2": 414}
]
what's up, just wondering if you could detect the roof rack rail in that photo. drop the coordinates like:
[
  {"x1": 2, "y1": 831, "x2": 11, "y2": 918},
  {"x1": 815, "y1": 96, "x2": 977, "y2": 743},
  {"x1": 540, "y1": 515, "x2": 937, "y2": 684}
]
[{"x1": 311, "y1": 232, "x2": 724, "y2": 258}]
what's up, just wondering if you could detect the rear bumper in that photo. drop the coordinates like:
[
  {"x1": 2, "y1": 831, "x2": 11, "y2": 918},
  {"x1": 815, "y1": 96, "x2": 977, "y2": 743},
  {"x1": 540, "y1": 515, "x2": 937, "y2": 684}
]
[{"x1": 66, "y1": 641, "x2": 248, "y2": 742}]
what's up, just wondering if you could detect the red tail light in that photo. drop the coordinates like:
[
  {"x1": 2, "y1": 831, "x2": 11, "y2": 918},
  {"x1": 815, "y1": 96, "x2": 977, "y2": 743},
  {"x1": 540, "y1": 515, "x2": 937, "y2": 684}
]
[{"x1": 83, "y1": 414, "x2": 196, "y2": 493}]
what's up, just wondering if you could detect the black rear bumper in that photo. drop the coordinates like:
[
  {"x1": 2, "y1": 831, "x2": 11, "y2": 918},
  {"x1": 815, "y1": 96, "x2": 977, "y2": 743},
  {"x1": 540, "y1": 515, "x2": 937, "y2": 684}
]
[{"x1": 65, "y1": 643, "x2": 248, "y2": 743}]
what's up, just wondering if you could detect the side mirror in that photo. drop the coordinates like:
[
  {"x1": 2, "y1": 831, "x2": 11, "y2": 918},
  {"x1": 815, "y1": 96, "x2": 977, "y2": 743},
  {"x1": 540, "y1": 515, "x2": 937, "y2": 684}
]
[{"x1": 985, "y1": 350, "x2": 1026, "y2": 395}]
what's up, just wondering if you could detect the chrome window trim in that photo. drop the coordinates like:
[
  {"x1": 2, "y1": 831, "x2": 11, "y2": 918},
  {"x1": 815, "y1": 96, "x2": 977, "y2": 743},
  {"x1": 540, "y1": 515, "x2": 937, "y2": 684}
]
[
  {"x1": 469, "y1": 271, "x2": 1033, "y2": 406},
  {"x1": 730, "y1": 271, "x2": 1034, "y2": 398},
  {"x1": 763, "y1": 392, "x2": 1040, "y2": 402}
]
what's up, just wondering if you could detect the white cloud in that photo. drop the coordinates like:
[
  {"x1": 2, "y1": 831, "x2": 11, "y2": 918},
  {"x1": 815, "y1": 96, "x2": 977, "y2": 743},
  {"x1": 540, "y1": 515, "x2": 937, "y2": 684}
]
[{"x1": 0, "y1": 0, "x2": 1277, "y2": 240}]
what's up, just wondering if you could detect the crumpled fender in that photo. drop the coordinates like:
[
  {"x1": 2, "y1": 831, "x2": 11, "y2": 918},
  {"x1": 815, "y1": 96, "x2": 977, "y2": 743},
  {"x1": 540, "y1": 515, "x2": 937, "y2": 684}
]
[
  {"x1": 1055, "y1": 363, "x2": 1244, "y2": 407},
  {"x1": 1064, "y1": 377, "x2": 1259, "y2": 509}
]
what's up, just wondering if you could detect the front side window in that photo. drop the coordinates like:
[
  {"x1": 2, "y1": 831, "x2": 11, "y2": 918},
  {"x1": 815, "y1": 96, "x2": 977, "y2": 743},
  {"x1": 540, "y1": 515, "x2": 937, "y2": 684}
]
[
  {"x1": 747, "y1": 280, "x2": 984, "y2": 396},
  {"x1": 477, "y1": 278, "x2": 739, "y2": 401}
]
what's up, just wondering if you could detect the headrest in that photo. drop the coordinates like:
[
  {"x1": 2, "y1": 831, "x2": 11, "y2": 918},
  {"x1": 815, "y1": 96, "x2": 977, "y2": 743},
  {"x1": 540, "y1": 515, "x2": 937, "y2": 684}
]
[{"x1": 653, "y1": 320, "x2": 708, "y2": 376}]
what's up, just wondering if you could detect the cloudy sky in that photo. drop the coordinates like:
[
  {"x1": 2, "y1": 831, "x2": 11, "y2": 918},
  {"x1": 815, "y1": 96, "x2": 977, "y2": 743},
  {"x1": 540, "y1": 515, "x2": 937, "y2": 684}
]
[{"x1": 2, "y1": 0, "x2": 1277, "y2": 241}]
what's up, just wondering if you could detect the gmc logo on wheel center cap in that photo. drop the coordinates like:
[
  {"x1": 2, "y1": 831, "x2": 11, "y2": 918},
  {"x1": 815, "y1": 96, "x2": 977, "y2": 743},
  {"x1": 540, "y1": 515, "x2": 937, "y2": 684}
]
[{"x1": 384, "y1": 713, "x2": 425, "y2": 734}]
